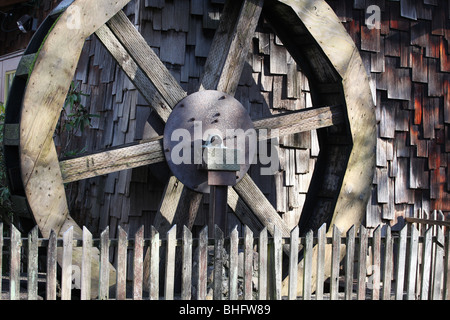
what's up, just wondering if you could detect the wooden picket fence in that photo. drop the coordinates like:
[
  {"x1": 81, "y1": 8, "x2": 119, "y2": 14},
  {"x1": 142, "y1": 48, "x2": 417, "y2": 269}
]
[{"x1": 0, "y1": 221, "x2": 449, "y2": 300}]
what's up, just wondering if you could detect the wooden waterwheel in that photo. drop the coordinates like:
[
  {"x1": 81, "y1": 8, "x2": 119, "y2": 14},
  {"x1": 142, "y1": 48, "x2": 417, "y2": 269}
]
[{"x1": 4, "y1": 0, "x2": 376, "y2": 298}]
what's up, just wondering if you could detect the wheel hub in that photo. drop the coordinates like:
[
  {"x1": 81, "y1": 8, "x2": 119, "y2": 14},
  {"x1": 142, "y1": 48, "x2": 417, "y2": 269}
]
[{"x1": 163, "y1": 90, "x2": 255, "y2": 193}]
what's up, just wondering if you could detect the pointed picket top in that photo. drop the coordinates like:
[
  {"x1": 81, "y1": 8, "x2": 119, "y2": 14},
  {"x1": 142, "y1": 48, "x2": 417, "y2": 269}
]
[
  {"x1": 81, "y1": 226, "x2": 93, "y2": 300},
  {"x1": 181, "y1": 225, "x2": 193, "y2": 300},
  {"x1": 99, "y1": 226, "x2": 110, "y2": 300},
  {"x1": 116, "y1": 226, "x2": 127, "y2": 300},
  {"x1": 165, "y1": 224, "x2": 177, "y2": 300},
  {"x1": 133, "y1": 225, "x2": 145, "y2": 300},
  {"x1": 61, "y1": 226, "x2": 74, "y2": 300},
  {"x1": 27, "y1": 225, "x2": 39, "y2": 300},
  {"x1": 46, "y1": 229, "x2": 57, "y2": 300},
  {"x1": 149, "y1": 225, "x2": 160, "y2": 300},
  {"x1": 288, "y1": 226, "x2": 299, "y2": 300},
  {"x1": 316, "y1": 223, "x2": 326, "y2": 300},
  {"x1": 330, "y1": 225, "x2": 341, "y2": 300},
  {"x1": 344, "y1": 225, "x2": 356, "y2": 300},
  {"x1": 243, "y1": 225, "x2": 254, "y2": 300},
  {"x1": 9, "y1": 224, "x2": 21, "y2": 300},
  {"x1": 258, "y1": 227, "x2": 268, "y2": 300},
  {"x1": 229, "y1": 225, "x2": 239, "y2": 300}
]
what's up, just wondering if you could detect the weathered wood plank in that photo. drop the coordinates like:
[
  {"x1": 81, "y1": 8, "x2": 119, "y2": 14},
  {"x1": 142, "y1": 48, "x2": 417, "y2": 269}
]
[
  {"x1": 258, "y1": 227, "x2": 268, "y2": 300},
  {"x1": 133, "y1": 226, "x2": 144, "y2": 300},
  {"x1": 272, "y1": 226, "x2": 282, "y2": 300},
  {"x1": 432, "y1": 226, "x2": 444, "y2": 300},
  {"x1": 357, "y1": 225, "x2": 368, "y2": 300},
  {"x1": 244, "y1": 226, "x2": 254, "y2": 300},
  {"x1": 60, "y1": 137, "x2": 164, "y2": 183},
  {"x1": 105, "y1": 10, "x2": 186, "y2": 108},
  {"x1": 302, "y1": 229, "x2": 313, "y2": 300},
  {"x1": 95, "y1": 24, "x2": 172, "y2": 122},
  {"x1": 213, "y1": 225, "x2": 224, "y2": 300},
  {"x1": 27, "y1": 226, "x2": 39, "y2": 300},
  {"x1": 253, "y1": 105, "x2": 344, "y2": 139},
  {"x1": 233, "y1": 174, "x2": 290, "y2": 238},
  {"x1": 382, "y1": 226, "x2": 393, "y2": 300},
  {"x1": 181, "y1": 226, "x2": 192, "y2": 300},
  {"x1": 406, "y1": 225, "x2": 419, "y2": 300},
  {"x1": 81, "y1": 226, "x2": 93, "y2": 300},
  {"x1": 316, "y1": 223, "x2": 326, "y2": 300},
  {"x1": 99, "y1": 227, "x2": 110, "y2": 300},
  {"x1": 344, "y1": 225, "x2": 355, "y2": 300},
  {"x1": 372, "y1": 225, "x2": 381, "y2": 300},
  {"x1": 197, "y1": 226, "x2": 208, "y2": 300},
  {"x1": 395, "y1": 225, "x2": 408, "y2": 300},
  {"x1": 9, "y1": 225, "x2": 21, "y2": 300},
  {"x1": 149, "y1": 226, "x2": 160, "y2": 300},
  {"x1": 165, "y1": 225, "x2": 177, "y2": 300},
  {"x1": 421, "y1": 227, "x2": 433, "y2": 300},
  {"x1": 229, "y1": 226, "x2": 239, "y2": 300},
  {"x1": 46, "y1": 230, "x2": 57, "y2": 300},
  {"x1": 199, "y1": 0, "x2": 263, "y2": 94},
  {"x1": 288, "y1": 226, "x2": 299, "y2": 300},
  {"x1": 61, "y1": 226, "x2": 73, "y2": 300},
  {"x1": 330, "y1": 225, "x2": 341, "y2": 300}
]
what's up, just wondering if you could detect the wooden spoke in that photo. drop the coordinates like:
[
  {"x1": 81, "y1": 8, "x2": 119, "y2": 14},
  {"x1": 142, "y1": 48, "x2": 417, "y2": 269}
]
[
  {"x1": 253, "y1": 105, "x2": 344, "y2": 139},
  {"x1": 95, "y1": 25, "x2": 171, "y2": 122},
  {"x1": 59, "y1": 137, "x2": 164, "y2": 183},
  {"x1": 199, "y1": 0, "x2": 264, "y2": 94},
  {"x1": 96, "y1": 10, "x2": 187, "y2": 122}
]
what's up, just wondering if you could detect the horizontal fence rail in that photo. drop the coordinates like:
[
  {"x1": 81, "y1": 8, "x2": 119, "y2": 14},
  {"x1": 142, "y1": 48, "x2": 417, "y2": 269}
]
[{"x1": 0, "y1": 222, "x2": 449, "y2": 300}]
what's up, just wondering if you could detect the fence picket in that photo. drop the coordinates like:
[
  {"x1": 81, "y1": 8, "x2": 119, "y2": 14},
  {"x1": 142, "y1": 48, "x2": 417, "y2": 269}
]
[
  {"x1": 165, "y1": 224, "x2": 177, "y2": 300},
  {"x1": 116, "y1": 226, "x2": 127, "y2": 300},
  {"x1": 382, "y1": 226, "x2": 393, "y2": 300},
  {"x1": 272, "y1": 226, "x2": 282, "y2": 300},
  {"x1": 303, "y1": 229, "x2": 313, "y2": 300},
  {"x1": 46, "y1": 230, "x2": 57, "y2": 300},
  {"x1": 330, "y1": 225, "x2": 341, "y2": 300},
  {"x1": 197, "y1": 226, "x2": 208, "y2": 300},
  {"x1": 258, "y1": 227, "x2": 268, "y2": 300},
  {"x1": 244, "y1": 226, "x2": 253, "y2": 300},
  {"x1": 27, "y1": 226, "x2": 38, "y2": 300},
  {"x1": 406, "y1": 224, "x2": 419, "y2": 300},
  {"x1": 99, "y1": 226, "x2": 110, "y2": 300},
  {"x1": 357, "y1": 225, "x2": 368, "y2": 300},
  {"x1": 10, "y1": 224, "x2": 21, "y2": 300},
  {"x1": 432, "y1": 226, "x2": 444, "y2": 300},
  {"x1": 61, "y1": 226, "x2": 74, "y2": 300},
  {"x1": 81, "y1": 226, "x2": 93, "y2": 300},
  {"x1": 316, "y1": 223, "x2": 326, "y2": 300},
  {"x1": 420, "y1": 227, "x2": 433, "y2": 300},
  {"x1": 395, "y1": 224, "x2": 408, "y2": 300},
  {"x1": 213, "y1": 225, "x2": 224, "y2": 300},
  {"x1": 133, "y1": 226, "x2": 144, "y2": 300},
  {"x1": 229, "y1": 226, "x2": 239, "y2": 300},
  {"x1": 344, "y1": 225, "x2": 355, "y2": 300},
  {"x1": 288, "y1": 226, "x2": 299, "y2": 300},
  {"x1": 181, "y1": 226, "x2": 192, "y2": 300},
  {"x1": 149, "y1": 226, "x2": 160, "y2": 300},
  {"x1": 371, "y1": 225, "x2": 381, "y2": 300}
]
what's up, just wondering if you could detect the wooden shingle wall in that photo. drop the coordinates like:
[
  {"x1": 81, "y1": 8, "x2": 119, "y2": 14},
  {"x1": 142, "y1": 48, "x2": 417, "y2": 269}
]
[{"x1": 58, "y1": 0, "x2": 450, "y2": 240}]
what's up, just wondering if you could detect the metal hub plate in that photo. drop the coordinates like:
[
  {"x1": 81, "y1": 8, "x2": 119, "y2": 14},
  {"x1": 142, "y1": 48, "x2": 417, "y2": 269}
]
[{"x1": 163, "y1": 90, "x2": 255, "y2": 193}]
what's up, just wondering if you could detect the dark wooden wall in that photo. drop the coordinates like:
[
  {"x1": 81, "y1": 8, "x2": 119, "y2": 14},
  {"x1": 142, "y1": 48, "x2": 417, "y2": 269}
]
[{"x1": 8, "y1": 0, "x2": 448, "y2": 238}]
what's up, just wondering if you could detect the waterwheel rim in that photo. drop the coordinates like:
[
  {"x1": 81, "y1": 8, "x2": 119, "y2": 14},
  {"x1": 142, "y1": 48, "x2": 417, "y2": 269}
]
[{"x1": 4, "y1": 0, "x2": 375, "y2": 298}]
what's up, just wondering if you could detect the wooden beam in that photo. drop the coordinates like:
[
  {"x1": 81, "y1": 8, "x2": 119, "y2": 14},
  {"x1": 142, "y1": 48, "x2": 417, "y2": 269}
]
[
  {"x1": 253, "y1": 105, "x2": 344, "y2": 139},
  {"x1": 59, "y1": 137, "x2": 164, "y2": 183},
  {"x1": 199, "y1": 0, "x2": 264, "y2": 95},
  {"x1": 95, "y1": 25, "x2": 172, "y2": 122},
  {"x1": 233, "y1": 174, "x2": 291, "y2": 237},
  {"x1": 104, "y1": 10, "x2": 186, "y2": 108}
]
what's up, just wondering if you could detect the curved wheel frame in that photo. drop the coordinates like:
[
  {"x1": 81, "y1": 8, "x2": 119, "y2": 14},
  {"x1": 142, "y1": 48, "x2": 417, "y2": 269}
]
[{"x1": 4, "y1": 0, "x2": 375, "y2": 298}]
